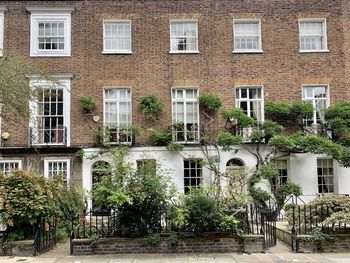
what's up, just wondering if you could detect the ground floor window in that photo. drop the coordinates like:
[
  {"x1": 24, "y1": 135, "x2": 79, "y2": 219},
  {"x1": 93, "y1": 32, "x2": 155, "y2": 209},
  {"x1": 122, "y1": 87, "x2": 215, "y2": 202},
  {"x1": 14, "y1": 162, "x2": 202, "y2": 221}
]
[
  {"x1": 184, "y1": 159, "x2": 202, "y2": 194},
  {"x1": 44, "y1": 159, "x2": 70, "y2": 186},
  {"x1": 0, "y1": 160, "x2": 22, "y2": 175},
  {"x1": 317, "y1": 158, "x2": 335, "y2": 194},
  {"x1": 272, "y1": 159, "x2": 288, "y2": 187}
]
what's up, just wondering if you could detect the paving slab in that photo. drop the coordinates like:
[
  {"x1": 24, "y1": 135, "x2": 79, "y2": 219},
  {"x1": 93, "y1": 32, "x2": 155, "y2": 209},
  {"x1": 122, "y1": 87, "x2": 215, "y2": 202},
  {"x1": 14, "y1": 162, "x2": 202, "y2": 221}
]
[{"x1": 132, "y1": 254, "x2": 162, "y2": 263}]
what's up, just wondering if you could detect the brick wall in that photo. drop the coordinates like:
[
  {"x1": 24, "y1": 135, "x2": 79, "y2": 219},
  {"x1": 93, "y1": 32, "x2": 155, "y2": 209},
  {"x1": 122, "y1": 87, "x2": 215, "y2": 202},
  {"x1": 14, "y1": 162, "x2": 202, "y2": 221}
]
[
  {"x1": 1, "y1": 0, "x2": 349, "y2": 147},
  {"x1": 72, "y1": 233, "x2": 264, "y2": 255},
  {"x1": 297, "y1": 234, "x2": 350, "y2": 253}
]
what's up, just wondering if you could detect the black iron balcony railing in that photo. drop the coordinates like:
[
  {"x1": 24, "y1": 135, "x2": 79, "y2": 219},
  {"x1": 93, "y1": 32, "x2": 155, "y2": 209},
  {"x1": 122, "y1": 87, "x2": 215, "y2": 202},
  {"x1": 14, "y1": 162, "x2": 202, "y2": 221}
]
[
  {"x1": 103, "y1": 127, "x2": 133, "y2": 145},
  {"x1": 303, "y1": 124, "x2": 332, "y2": 140},
  {"x1": 171, "y1": 123, "x2": 201, "y2": 143},
  {"x1": 29, "y1": 126, "x2": 67, "y2": 146}
]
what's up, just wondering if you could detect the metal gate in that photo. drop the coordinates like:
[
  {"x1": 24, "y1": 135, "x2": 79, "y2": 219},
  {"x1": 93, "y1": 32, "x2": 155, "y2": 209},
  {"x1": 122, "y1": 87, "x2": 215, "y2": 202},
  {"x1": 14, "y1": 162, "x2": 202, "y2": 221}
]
[
  {"x1": 247, "y1": 200, "x2": 277, "y2": 249},
  {"x1": 34, "y1": 217, "x2": 57, "y2": 255}
]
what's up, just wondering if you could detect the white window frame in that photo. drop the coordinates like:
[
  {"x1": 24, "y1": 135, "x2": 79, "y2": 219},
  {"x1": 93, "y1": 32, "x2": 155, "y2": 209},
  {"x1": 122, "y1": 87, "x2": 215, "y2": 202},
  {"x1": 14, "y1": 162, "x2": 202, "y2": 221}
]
[
  {"x1": 272, "y1": 159, "x2": 289, "y2": 187},
  {"x1": 0, "y1": 160, "x2": 22, "y2": 175},
  {"x1": 317, "y1": 158, "x2": 336, "y2": 194},
  {"x1": 235, "y1": 85, "x2": 265, "y2": 121},
  {"x1": 301, "y1": 84, "x2": 330, "y2": 126},
  {"x1": 233, "y1": 19, "x2": 263, "y2": 53},
  {"x1": 28, "y1": 75, "x2": 71, "y2": 146},
  {"x1": 103, "y1": 87, "x2": 132, "y2": 145},
  {"x1": 169, "y1": 19, "x2": 199, "y2": 54},
  {"x1": 184, "y1": 159, "x2": 202, "y2": 194},
  {"x1": 171, "y1": 87, "x2": 200, "y2": 143},
  {"x1": 299, "y1": 18, "x2": 329, "y2": 53},
  {"x1": 44, "y1": 158, "x2": 71, "y2": 185},
  {"x1": 28, "y1": 7, "x2": 73, "y2": 57},
  {"x1": 0, "y1": 7, "x2": 5, "y2": 57},
  {"x1": 102, "y1": 20, "x2": 132, "y2": 54}
]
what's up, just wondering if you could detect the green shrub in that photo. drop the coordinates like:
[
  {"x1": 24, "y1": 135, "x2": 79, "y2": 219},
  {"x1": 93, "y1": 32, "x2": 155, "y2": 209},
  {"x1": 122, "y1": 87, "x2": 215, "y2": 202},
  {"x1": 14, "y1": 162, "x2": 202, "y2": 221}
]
[
  {"x1": 140, "y1": 95, "x2": 164, "y2": 121},
  {"x1": 0, "y1": 170, "x2": 59, "y2": 227},
  {"x1": 285, "y1": 195, "x2": 350, "y2": 228},
  {"x1": 90, "y1": 234, "x2": 100, "y2": 248},
  {"x1": 150, "y1": 129, "x2": 173, "y2": 146},
  {"x1": 290, "y1": 101, "x2": 313, "y2": 120},
  {"x1": 303, "y1": 228, "x2": 337, "y2": 252},
  {"x1": 182, "y1": 189, "x2": 222, "y2": 232},
  {"x1": 217, "y1": 132, "x2": 243, "y2": 151},
  {"x1": 325, "y1": 102, "x2": 350, "y2": 144},
  {"x1": 141, "y1": 233, "x2": 161, "y2": 247},
  {"x1": 249, "y1": 187, "x2": 270, "y2": 202},
  {"x1": 220, "y1": 108, "x2": 256, "y2": 128},
  {"x1": 79, "y1": 96, "x2": 97, "y2": 114},
  {"x1": 261, "y1": 120, "x2": 284, "y2": 139},
  {"x1": 166, "y1": 142, "x2": 184, "y2": 151},
  {"x1": 265, "y1": 101, "x2": 291, "y2": 119},
  {"x1": 198, "y1": 93, "x2": 222, "y2": 114},
  {"x1": 284, "y1": 203, "x2": 297, "y2": 211},
  {"x1": 92, "y1": 147, "x2": 176, "y2": 237},
  {"x1": 56, "y1": 224, "x2": 69, "y2": 243},
  {"x1": 168, "y1": 233, "x2": 180, "y2": 246},
  {"x1": 0, "y1": 170, "x2": 85, "y2": 242}
]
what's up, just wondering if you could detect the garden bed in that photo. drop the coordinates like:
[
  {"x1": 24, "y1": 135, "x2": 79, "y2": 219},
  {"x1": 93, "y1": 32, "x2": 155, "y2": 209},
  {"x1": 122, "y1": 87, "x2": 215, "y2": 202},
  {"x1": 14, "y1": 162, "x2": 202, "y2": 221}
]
[{"x1": 71, "y1": 232, "x2": 264, "y2": 255}]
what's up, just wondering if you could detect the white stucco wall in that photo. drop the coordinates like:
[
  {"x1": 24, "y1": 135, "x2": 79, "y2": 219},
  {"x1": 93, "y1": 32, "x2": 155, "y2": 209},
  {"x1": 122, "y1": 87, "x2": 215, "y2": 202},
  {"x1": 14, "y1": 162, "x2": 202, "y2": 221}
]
[{"x1": 82, "y1": 146, "x2": 350, "y2": 209}]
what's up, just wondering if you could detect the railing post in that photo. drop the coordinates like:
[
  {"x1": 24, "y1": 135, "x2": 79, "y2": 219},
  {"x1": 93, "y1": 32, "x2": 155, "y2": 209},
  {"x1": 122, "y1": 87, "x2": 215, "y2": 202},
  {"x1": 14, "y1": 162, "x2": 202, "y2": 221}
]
[{"x1": 291, "y1": 206, "x2": 296, "y2": 252}]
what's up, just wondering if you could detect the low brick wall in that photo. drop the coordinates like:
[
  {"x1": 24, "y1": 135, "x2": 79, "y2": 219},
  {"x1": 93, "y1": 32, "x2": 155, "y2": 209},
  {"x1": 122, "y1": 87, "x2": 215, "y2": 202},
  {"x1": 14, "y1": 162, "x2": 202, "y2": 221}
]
[
  {"x1": 72, "y1": 233, "x2": 264, "y2": 255},
  {"x1": 297, "y1": 234, "x2": 350, "y2": 253},
  {"x1": 0, "y1": 240, "x2": 35, "y2": 256},
  {"x1": 11, "y1": 240, "x2": 35, "y2": 256}
]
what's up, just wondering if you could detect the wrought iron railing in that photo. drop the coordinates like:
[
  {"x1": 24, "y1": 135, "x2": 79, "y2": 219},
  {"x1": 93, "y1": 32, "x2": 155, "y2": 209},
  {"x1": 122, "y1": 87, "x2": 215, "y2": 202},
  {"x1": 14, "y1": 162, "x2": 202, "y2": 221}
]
[
  {"x1": 303, "y1": 124, "x2": 332, "y2": 140},
  {"x1": 34, "y1": 217, "x2": 57, "y2": 255},
  {"x1": 29, "y1": 126, "x2": 67, "y2": 146},
  {"x1": 103, "y1": 127, "x2": 133, "y2": 145},
  {"x1": 171, "y1": 123, "x2": 202, "y2": 143}
]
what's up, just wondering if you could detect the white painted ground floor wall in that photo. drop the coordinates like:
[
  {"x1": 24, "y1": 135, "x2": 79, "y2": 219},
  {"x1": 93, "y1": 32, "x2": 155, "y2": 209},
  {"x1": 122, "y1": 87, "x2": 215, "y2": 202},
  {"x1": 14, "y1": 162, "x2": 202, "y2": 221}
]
[{"x1": 82, "y1": 146, "x2": 350, "y2": 209}]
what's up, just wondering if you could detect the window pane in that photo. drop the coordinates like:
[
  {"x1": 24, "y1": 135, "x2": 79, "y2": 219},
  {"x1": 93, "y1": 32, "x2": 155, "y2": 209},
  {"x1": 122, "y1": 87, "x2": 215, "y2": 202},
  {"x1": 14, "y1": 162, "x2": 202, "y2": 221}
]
[
  {"x1": 300, "y1": 21, "x2": 325, "y2": 50},
  {"x1": 234, "y1": 21, "x2": 260, "y2": 50},
  {"x1": 104, "y1": 21, "x2": 131, "y2": 52},
  {"x1": 170, "y1": 22, "x2": 197, "y2": 51}
]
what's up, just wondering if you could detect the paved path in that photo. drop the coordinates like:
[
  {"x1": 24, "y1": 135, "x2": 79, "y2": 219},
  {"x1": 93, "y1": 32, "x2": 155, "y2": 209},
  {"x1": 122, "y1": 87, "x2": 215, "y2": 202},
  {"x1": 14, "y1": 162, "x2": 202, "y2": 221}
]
[{"x1": 1, "y1": 242, "x2": 350, "y2": 263}]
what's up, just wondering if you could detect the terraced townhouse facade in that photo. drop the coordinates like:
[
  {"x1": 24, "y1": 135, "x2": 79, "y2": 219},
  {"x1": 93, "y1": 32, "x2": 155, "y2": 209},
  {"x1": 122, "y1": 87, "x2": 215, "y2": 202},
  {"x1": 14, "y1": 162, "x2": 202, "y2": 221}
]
[{"x1": 1, "y1": 0, "x2": 350, "y2": 209}]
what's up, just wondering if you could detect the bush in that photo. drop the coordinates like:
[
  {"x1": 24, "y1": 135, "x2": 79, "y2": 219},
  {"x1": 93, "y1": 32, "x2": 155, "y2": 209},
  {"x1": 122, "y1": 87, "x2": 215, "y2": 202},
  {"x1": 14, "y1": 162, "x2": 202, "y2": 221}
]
[
  {"x1": 285, "y1": 195, "x2": 350, "y2": 228},
  {"x1": 220, "y1": 108, "x2": 256, "y2": 128},
  {"x1": 198, "y1": 93, "x2": 222, "y2": 114},
  {"x1": 0, "y1": 171, "x2": 85, "y2": 242},
  {"x1": 92, "y1": 147, "x2": 176, "y2": 237},
  {"x1": 139, "y1": 95, "x2": 164, "y2": 121},
  {"x1": 325, "y1": 102, "x2": 350, "y2": 145},
  {"x1": 166, "y1": 141, "x2": 184, "y2": 151},
  {"x1": 217, "y1": 132, "x2": 243, "y2": 151},
  {"x1": 182, "y1": 189, "x2": 222, "y2": 232},
  {"x1": 290, "y1": 101, "x2": 313, "y2": 120},
  {"x1": 265, "y1": 101, "x2": 291, "y2": 119},
  {"x1": 79, "y1": 96, "x2": 97, "y2": 114},
  {"x1": 0, "y1": 170, "x2": 58, "y2": 227},
  {"x1": 150, "y1": 129, "x2": 173, "y2": 146}
]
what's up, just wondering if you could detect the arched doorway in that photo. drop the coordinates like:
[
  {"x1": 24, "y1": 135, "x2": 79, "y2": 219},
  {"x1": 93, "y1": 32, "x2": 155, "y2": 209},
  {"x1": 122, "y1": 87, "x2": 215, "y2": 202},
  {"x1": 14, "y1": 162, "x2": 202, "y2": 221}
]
[
  {"x1": 91, "y1": 161, "x2": 111, "y2": 216},
  {"x1": 226, "y1": 158, "x2": 246, "y2": 194}
]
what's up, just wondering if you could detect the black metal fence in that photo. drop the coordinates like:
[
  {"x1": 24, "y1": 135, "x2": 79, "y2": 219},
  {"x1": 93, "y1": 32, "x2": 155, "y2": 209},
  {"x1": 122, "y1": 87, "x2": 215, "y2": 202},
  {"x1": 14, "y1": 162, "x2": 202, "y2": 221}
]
[
  {"x1": 290, "y1": 201, "x2": 350, "y2": 252},
  {"x1": 246, "y1": 201, "x2": 278, "y2": 249},
  {"x1": 34, "y1": 217, "x2": 57, "y2": 255},
  {"x1": 71, "y1": 200, "x2": 279, "y2": 252}
]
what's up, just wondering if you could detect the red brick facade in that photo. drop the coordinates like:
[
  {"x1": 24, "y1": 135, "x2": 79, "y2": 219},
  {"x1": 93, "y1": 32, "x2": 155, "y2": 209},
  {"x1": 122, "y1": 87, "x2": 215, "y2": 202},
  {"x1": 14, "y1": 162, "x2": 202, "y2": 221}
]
[{"x1": 0, "y1": 0, "x2": 349, "y2": 149}]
